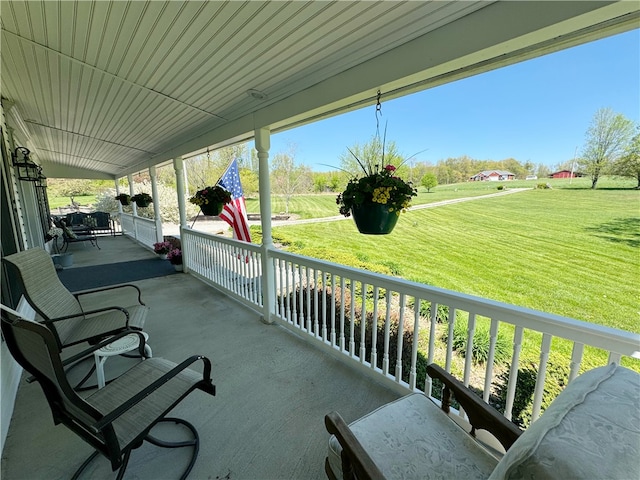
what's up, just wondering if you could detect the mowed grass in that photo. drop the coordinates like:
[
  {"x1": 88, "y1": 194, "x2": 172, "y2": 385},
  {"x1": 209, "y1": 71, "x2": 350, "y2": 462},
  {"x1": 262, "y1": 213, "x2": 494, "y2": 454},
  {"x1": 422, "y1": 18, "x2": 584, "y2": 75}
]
[{"x1": 268, "y1": 180, "x2": 639, "y2": 333}]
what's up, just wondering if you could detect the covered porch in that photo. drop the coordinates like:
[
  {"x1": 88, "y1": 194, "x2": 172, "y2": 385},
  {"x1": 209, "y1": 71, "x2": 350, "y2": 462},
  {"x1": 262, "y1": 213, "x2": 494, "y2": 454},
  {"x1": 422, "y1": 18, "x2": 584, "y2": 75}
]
[{"x1": 1, "y1": 235, "x2": 400, "y2": 479}]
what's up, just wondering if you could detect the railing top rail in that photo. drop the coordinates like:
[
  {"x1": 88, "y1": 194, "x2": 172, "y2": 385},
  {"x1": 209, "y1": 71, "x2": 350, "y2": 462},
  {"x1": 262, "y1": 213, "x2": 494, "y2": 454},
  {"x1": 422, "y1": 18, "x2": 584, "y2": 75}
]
[{"x1": 182, "y1": 227, "x2": 262, "y2": 253}]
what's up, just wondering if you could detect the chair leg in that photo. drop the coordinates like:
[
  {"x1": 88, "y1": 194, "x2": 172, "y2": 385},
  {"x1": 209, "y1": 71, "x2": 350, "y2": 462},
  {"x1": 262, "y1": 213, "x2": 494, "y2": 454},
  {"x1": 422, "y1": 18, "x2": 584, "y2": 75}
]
[
  {"x1": 70, "y1": 418, "x2": 199, "y2": 480},
  {"x1": 71, "y1": 450, "x2": 100, "y2": 480},
  {"x1": 145, "y1": 417, "x2": 200, "y2": 480}
]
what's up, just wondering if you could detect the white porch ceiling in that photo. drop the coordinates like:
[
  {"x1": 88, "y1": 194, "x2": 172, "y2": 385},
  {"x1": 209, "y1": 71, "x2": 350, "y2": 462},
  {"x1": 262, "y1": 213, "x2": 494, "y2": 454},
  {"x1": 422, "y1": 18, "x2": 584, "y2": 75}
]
[{"x1": 1, "y1": 1, "x2": 638, "y2": 179}]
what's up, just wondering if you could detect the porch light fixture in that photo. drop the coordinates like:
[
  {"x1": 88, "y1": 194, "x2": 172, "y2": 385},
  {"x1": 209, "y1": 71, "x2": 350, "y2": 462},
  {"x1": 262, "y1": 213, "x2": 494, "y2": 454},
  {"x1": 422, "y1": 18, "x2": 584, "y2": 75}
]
[
  {"x1": 11, "y1": 147, "x2": 40, "y2": 182},
  {"x1": 246, "y1": 89, "x2": 267, "y2": 100}
]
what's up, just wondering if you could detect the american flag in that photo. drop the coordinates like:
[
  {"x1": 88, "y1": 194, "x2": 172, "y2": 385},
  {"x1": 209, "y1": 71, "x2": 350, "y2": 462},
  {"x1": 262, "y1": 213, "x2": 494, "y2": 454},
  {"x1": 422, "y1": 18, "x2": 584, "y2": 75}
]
[{"x1": 217, "y1": 159, "x2": 251, "y2": 243}]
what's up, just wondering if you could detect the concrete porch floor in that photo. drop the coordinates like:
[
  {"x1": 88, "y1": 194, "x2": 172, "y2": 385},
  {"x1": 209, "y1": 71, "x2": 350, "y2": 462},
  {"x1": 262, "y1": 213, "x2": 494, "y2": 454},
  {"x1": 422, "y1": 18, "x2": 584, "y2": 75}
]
[{"x1": 1, "y1": 235, "x2": 400, "y2": 479}]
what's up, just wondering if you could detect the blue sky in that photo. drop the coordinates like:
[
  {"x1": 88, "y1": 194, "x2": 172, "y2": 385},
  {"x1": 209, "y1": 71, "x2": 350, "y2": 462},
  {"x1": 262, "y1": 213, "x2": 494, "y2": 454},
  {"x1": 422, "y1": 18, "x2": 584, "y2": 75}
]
[{"x1": 270, "y1": 29, "x2": 639, "y2": 172}]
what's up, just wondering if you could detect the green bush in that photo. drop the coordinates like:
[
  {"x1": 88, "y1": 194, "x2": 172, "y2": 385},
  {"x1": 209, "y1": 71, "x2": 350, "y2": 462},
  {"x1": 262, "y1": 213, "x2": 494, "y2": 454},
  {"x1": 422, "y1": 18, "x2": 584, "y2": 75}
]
[
  {"x1": 493, "y1": 365, "x2": 537, "y2": 428},
  {"x1": 492, "y1": 354, "x2": 571, "y2": 429},
  {"x1": 497, "y1": 185, "x2": 504, "y2": 190},
  {"x1": 417, "y1": 302, "x2": 449, "y2": 323},
  {"x1": 446, "y1": 320, "x2": 511, "y2": 365}
]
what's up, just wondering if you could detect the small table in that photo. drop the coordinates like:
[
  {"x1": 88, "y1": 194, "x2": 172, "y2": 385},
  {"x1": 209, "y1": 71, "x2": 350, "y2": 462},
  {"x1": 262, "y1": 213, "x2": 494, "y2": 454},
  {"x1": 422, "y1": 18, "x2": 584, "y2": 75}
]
[{"x1": 94, "y1": 332, "x2": 152, "y2": 389}]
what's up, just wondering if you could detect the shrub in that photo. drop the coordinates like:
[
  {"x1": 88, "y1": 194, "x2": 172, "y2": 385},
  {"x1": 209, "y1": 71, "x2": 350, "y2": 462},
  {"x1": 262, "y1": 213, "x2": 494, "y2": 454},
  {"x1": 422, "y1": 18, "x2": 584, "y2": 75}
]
[
  {"x1": 492, "y1": 354, "x2": 571, "y2": 429},
  {"x1": 493, "y1": 365, "x2": 537, "y2": 428},
  {"x1": 497, "y1": 185, "x2": 504, "y2": 190},
  {"x1": 417, "y1": 302, "x2": 449, "y2": 323},
  {"x1": 445, "y1": 320, "x2": 511, "y2": 365}
]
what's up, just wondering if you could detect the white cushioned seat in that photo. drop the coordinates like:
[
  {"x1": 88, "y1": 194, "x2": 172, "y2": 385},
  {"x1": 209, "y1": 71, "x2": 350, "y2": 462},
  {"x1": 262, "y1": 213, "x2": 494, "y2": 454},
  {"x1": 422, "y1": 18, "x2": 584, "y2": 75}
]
[
  {"x1": 328, "y1": 393, "x2": 499, "y2": 479},
  {"x1": 489, "y1": 363, "x2": 640, "y2": 480}
]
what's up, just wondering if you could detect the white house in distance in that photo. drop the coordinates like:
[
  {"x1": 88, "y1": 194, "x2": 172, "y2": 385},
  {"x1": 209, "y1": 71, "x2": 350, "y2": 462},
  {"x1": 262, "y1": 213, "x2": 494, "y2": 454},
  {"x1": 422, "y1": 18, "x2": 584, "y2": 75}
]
[{"x1": 469, "y1": 170, "x2": 516, "y2": 181}]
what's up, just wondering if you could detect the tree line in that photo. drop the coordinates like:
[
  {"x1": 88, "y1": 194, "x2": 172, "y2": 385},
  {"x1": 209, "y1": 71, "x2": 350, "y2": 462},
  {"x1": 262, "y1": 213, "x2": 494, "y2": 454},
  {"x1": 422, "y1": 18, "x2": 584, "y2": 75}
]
[{"x1": 47, "y1": 107, "x2": 639, "y2": 207}]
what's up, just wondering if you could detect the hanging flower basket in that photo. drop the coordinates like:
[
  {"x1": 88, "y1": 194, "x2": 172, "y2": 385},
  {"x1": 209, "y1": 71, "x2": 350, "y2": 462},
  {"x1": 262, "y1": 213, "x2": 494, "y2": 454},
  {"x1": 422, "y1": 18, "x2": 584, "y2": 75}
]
[
  {"x1": 115, "y1": 193, "x2": 131, "y2": 206},
  {"x1": 131, "y1": 193, "x2": 153, "y2": 208},
  {"x1": 351, "y1": 202, "x2": 400, "y2": 235},
  {"x1": 200, "y1": 201, "x2": 223, "y2": 216},
  {"x1": 189, "y1": 186, "x2": 231, "y2": 216}
]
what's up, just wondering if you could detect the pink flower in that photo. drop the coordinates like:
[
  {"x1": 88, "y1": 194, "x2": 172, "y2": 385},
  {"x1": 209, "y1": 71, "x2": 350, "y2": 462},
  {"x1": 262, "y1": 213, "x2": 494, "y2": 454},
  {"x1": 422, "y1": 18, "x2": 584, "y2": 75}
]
[{"x1": 384, "y1": 165, "x2": 396, "y2": 172}]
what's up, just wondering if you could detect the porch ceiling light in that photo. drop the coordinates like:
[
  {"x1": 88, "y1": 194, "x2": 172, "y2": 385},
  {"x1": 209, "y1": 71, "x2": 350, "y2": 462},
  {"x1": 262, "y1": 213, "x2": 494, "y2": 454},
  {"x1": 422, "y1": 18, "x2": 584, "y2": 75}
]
[
  {"x1": 246, "y1": 89, "x2": 267, "y2": 100},
  {"x1": 11, "y1": 147, "x2": 40, "y2": 182}
]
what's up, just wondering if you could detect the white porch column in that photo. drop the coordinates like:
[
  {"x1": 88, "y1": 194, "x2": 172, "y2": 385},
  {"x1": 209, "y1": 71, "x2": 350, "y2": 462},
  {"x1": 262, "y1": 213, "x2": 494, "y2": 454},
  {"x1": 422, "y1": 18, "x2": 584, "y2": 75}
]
[
  {"x1": 149, "y1": 166, "x2": 163, "y2": 243},
  {"x1": 115, "y1": 179, "x2": 123, "y2": 215},
  {"x1": 173, "y1": 157, "x2": 187, "y2": 228},
  {"x1": 127, "y1": 174, "x2": 137, "y2": 217},
  {"x1": 256, "y1": 127, "x2": 275, "y2": 324}
]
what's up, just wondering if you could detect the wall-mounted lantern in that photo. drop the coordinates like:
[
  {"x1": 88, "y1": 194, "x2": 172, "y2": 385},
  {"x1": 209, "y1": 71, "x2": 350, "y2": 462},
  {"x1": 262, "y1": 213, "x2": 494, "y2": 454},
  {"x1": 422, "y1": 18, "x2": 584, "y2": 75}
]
[{"x1": 12, "y1": 147, "x2": 40, "y2": 181}]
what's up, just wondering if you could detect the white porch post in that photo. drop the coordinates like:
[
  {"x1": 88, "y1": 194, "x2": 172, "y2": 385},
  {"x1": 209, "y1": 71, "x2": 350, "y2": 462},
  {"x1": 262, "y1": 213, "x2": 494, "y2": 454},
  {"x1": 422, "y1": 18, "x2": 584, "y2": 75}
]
[
  {"x1": 149, "y1": 166, "x2": 163, "y2": 243},
  {"x1": 115, "y1": 179, "x2": 123, "y2": 215},
  {"x1": 256, "y1": 127, "x2": 275, "y2": 324},
  {"x1": 173, "y1": 157, "x2": 188, "y2": 273},
  {"x1": 127, "y1": 174, "x2": 137, "y2": 217},
  {"x1": 173, "y1": 157, "x2": 187, "y2": 229}
]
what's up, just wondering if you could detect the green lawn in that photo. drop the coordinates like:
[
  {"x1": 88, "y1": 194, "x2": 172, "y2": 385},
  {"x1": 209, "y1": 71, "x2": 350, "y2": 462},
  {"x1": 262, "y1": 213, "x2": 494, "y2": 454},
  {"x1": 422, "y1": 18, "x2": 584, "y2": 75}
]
[{"x1": 266, "y1": 178, "x2": 639, "y2": 333}]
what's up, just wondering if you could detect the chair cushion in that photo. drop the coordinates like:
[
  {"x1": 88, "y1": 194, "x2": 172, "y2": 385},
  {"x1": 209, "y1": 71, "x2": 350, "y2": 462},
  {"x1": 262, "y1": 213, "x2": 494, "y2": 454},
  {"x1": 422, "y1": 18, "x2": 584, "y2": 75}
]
[
  {"x1": 328, "y1": 393, "x2": 499, "y2": 479},
  {"x1": 488, "y1": 363, "x2": 640, "y2": 480}
]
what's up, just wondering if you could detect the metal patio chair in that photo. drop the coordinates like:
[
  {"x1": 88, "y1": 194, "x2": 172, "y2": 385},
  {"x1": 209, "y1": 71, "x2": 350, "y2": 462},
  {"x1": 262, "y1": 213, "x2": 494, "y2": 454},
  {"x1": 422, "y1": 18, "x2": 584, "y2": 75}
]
[
  {"x1": 2, "y1": 247, "x2": 149, "y2": 350},
  {"x1": 1, "y1": 304, "x2": 216, "y2": 479}
]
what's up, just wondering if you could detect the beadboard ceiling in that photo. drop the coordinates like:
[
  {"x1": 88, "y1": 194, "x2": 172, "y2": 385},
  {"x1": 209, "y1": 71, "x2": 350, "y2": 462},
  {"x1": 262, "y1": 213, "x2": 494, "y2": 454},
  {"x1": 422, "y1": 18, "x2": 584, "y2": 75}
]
[{"x1": 1, "y1": 1, "x2": 638, "y2": 179}]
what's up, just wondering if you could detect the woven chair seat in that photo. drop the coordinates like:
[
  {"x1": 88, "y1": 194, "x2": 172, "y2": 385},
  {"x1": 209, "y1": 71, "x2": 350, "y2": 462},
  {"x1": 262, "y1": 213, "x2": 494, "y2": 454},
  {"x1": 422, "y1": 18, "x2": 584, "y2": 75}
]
[{"x1": 88, "y1": 357, "x2": 204, "y2": 449}]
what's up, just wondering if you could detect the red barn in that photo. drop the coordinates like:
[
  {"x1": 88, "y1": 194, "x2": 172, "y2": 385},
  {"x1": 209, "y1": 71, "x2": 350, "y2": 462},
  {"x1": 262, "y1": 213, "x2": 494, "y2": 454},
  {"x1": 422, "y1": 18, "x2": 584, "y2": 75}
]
[{"x1": 549, "y1": 170, "x2": 583, "y2": 179}]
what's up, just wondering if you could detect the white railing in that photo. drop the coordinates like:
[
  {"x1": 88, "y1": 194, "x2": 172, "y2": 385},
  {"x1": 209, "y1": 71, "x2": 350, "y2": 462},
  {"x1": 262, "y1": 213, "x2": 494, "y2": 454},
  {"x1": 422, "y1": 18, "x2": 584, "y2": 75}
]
[
  {"x1": 120, "y1": 213, "x2": 158, "y2": 250},
  {"x1": 181, "y1": 228, "x2": 640, "y2": 425}
]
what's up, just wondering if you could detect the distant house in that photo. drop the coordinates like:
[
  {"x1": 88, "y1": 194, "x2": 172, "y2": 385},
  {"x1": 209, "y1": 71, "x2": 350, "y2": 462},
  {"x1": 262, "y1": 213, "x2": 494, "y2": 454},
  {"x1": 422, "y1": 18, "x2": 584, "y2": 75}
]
[
  {"x1": 549, "y1": 170, "x2": 584, "y2": 179},
  {"x1": 469, "y1": 170, "x2": 516, "y2": 181}
]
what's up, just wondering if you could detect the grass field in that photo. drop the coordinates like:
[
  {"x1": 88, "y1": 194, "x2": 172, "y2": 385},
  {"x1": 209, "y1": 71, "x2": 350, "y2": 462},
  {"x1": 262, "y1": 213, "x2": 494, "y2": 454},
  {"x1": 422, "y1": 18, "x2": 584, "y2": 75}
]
[{"x1": 265, "y1": 178, "x2": 639, "y2": 333}]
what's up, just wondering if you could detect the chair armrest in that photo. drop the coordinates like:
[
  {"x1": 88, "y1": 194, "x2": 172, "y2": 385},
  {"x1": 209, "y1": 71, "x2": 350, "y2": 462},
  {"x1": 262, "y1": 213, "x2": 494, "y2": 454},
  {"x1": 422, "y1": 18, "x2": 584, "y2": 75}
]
[
  {"x1": 27, "y1": 330, "x2": 145, "y2": 383},
  {"x1": 43, "y1": 306, "x2": 130, "y2": 323},
  {"x1": 62, "y1": 330, "x2": 146, "y2": 367},
  {"x1": 426, "y1": 363, "x2": 522, "y2": 451},
  {"x1": 74, "y1": 284, "x2": 145, "y2": 306},
  {"x1": 324, "y1": 411, "x2": 385, "y2": 480},
  {"x1": 91, "y1": 355, "x2": 214, "y2": 432}
]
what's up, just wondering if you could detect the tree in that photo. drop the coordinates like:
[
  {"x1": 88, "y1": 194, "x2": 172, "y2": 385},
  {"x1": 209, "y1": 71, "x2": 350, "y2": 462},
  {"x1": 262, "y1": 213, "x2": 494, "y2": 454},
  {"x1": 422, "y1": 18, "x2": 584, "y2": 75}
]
[
  {"x1": 579, "y1": 108, "x2": 634, "y2": 189},
  {"x1": 611, "y1": 126, "x2": 640, "y2": 188},
  {"x1": 270, "y1": 148, "x2": 312, "y2": 213},
  {"x1": 420, "y1": 173, "x2": 438, "y2": 192}
]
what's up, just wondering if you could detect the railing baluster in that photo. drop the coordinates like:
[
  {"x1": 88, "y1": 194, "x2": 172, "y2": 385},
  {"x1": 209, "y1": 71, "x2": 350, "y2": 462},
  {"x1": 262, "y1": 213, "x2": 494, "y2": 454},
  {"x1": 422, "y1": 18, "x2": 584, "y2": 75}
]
[
  {"x1": 339, "y1": 276, "x2": 346, "y2": 352},
  {"x1": 504, "y1": 326, "x2": 524, "y2": 421},
  {"x1": 608, "y1": 351, "x2": 622, "y2": 365},
  {"x1": 532, "y1": 333, "x2": 552, "y2": 421},
  {"x1": 569, "y1": 343, "x2": 584, "y2": 382},
  {"x1": 349, "y1": 279, "x2": 356, "y2": 357},
  {"x1": 463, "y1": 312, "x2": 476, "y2": 386},
  {"x1": 304, "y1": 266, "x2": 311, "y2": 332},
  {"x1": 329, "y1": 274, "x2": 336, "y2": 346},
  {"x1": 484, "y1": 318, "x2": 499, "y2": 402},
  {"x1": 360, "y1": 283, "x2": 367, "y2": 364},
  {"x1": 314, "y1": 270, "x2": 320, "y2": 338},
  {"x1": 425, "y1": 301, "x2": 438, "y2": 396},
  {"x1": 445, "y1": 307, "x2": 456, "y2": 372},
  {"x1": 382, "y1": 289, "x2": 391, "y2": 376},
  {"x1": 371, "y1": 286, "x2": 380, "y2": 370},
  {"x1": 394, "y1": 293, "x2": 406, "y2": 383},
  {"x1": 409, "y1": 297, "x2": 420, "y2": 390}
]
